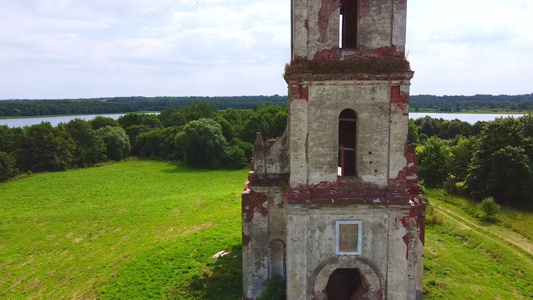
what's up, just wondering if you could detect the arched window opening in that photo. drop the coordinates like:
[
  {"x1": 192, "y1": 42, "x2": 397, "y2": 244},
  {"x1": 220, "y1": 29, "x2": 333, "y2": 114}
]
[
  {"x1": 339, "y1": 0, "x2": 358, "y2": 48},
  {"x1": 326, "y1": 268, "x2": 364, "y2": 300},
  {"x1": 270, "y1": 240, "x2": 285, "y2": 279},
  {"x1": 338, "y1": 109, "x2": 357, "y2": 176}
]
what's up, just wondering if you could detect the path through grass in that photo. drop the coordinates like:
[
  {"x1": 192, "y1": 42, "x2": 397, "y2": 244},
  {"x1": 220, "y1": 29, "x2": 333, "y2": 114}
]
[{"x1": 424, "y1": 190, "x2": 533, "y2": 299}]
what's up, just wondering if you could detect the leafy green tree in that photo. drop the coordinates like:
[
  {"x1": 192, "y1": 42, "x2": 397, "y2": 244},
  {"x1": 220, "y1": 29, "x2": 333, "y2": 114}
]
[
  {"x1": 224, "y1": 145, "x2": 247, "y2": 169},
  {"x1": 158, "y1": 126, "x2": 182, "y2": 160},
  {"x1": 418, "y1": 133, "x2": 428, "y2": 144},
  {"x1": 63, "y1": 119, "x2": 106, "y2": 167},
  {"x1": 449, "y1": 136, "x2": 475, "y2": 182},
  {"x1": 231, "y1": 138, "x2": 254, "y2": 161},
  {"x1": 175, "y1": 118, "x2": 227, "y2": 167},
  {"x1": 407, "y1": 119, "x2": 418, "y2": 144},
  {"x1": 417, "y1": 116, "x2": 438, "y2": 137},
  {"x1": 16, "y1": 122, "x2": 75, "y2": 172},
  {"x1": 270, "y1": 110, "x2": 288, "y2": 138},
  {"x1": 417, "y1": 136, "x2": 450, "y2": 187},
  {"x1": 242, "y1": 112, "x2": 270, "y2": 143},
  {"x1": 437, "y1": 120, "x2": 472, "y2": 139},
  {"x1": 179, "y1": 102, "x2": 218, "y2": 121},
  {"x1": 118, "y1": 113, "x2": 161, "y2": 129},
  {"x1": 96, "y1": 126, "x2": 131, "y2": 161},
  {"x1": 136, "y1": 129, "x2": 162, "y2": 158},
  {"x1": 490, "y1": 146, "x2": 533, "y2": 207},
  {"x1": 521, "y1": 113, "x2": 533, "y2": 137},
  {"x1": 0, "y1": 125, "x2": 23, "y2": 154},
  {"x1": 465, "y1": 117, "x2": 533, "y2": 206},
  {"x1": 0, "y1": 151, "x2": 18, "y2": 182},
  {"x1": 471, "y1": 121, "x2": 487, "y2": 136},
  {"x1": 125, "y1": 125, "x2": 151, "y2": 155},
  {"x1": 213, "y1": 116, "x2": 234, "y2": 141},
  {"x1": 158, "y1": 109, "x2": 187, "y2": 127},
  {"x1": 89, "y1": 116, "x2": 119, "y2": 130}
]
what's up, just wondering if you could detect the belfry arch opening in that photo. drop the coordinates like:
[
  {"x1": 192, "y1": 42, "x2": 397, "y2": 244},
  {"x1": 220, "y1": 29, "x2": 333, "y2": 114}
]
[
  {"x1": 338, "y1": 109, "x2": 357, "y2": 176},
  {"x1": 339, "y1": 0, "x2": 359, "y2": 48},
  {"x1": 326, "y1": 268, "x2": 364, "y2": 300}
]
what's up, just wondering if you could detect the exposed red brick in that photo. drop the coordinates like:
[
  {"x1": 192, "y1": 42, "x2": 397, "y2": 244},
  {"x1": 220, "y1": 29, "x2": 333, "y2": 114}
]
[
  {"x1": 242, "y1": 190, "x2": 268, "y2": 223},
  {"x1": 288, "y1": 84, "x2": 310, "y2": 102},
  {"x1": 288, "y1": 85, "x2": 300, "y2": 102},
  {"x1": 317, "y1": 0, "x2": 339, "y2": 43},
  {"x1": 301, "y1": 86, "x2": 309, "y2": 101},
  {"x1": 285, "y1": 179, "x2": 410, "y2": 205},
  {"x1": 390, "y1": 85, "x2": 409, "y2": 111},
  {"x1": 313, "y1": 45, "x2": 403, "y2": 62},
  {"x1": 242, "y1": 232, "x2": 251, "y2": 247}
]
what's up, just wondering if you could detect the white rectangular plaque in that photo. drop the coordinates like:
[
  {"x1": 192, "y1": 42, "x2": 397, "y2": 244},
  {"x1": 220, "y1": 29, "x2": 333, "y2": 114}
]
[{"x1": 335, "y1": 220, "x2": 362, "y2": 255}]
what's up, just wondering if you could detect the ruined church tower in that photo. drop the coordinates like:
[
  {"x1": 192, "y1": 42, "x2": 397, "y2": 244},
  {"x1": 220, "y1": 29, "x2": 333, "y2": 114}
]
[{"x1": 242, "y1": 0, "x2": 425, "y2": 299}]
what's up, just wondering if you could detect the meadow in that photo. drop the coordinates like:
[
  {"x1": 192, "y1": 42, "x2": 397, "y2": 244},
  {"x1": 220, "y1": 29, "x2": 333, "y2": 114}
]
[
  {"x1": 1, "y1": 161, "x2": 532, "y2": 299},
  {"x1": 423, "y1": 190, "x2": 533, "y2": 299},
  {"x1": 0, "y1": 160, "x2": 247, "y2": 299}
]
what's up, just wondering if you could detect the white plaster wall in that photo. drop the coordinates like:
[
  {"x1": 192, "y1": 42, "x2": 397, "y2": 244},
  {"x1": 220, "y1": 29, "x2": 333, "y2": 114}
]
[
  {"x1": 292, "y1": 0, "x2": 408, "y2": 59},
  {"x1": 386, "y1": 211, "x2": 410, "y2": 300},
  {"x1": 305, "y1": 81, "x2": 391, "y2": 186},
  {"x1": 292, "y1": 0, "x2": 308, "y2": 59},
  {"x1": 392, "y1": 0, "x2": 408, "y2": 52},
  {"x1": 358, "y1": 0, "x2": 393, "y2": 49},
  {"x1": 286, "y1": 205, "x2": 309, "y2": 300},
  {"x1": 284, "y1": 204, "x2": 411, "y2": 299},
  {"x1": 389, "y1": 82, "x2": 410, "y2": 180},
  {"x1": 290, "y1": 99, "x2": 309, "y2": 187},
  {"x1": 305, "y1": 206, "x2": 392, "y2": 276}
]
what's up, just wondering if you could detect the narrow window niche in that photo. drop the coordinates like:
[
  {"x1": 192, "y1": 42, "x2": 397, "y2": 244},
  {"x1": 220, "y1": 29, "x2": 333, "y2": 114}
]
[
  {"x1": 335, "y1": 220, "x2": 363, "y2": 255},
  {"x1": 339, "y1": 0, "x2": 358, "y2": 48},
  {"x1": 338, "y1": 109, "x2": 357, "y2": 176}
]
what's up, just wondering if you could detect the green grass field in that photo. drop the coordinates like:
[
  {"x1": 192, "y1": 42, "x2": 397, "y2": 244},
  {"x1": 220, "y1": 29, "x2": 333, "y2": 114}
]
[
  {"x1": 1, "y1": 161, "x2": 532, "y2": 299},
  {"x1": 0, "y1": 160, "x2": 247, "y2": 299},
  {"x1": 424, "y1": 189, "x2": 533, "y2": 299}
]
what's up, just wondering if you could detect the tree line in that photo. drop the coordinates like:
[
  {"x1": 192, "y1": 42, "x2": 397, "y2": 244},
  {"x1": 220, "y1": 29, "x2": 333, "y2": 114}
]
[
  {"x1": 410, "y1": 94, "x2": 533, "y2": 112},
  {"x1": 0, "y1": 95, "x2": 286, "y2": 117},
  {"x1": 1, "y1": 93, "x2": 532, "y2": 117},
  {"x1": 1, "y1": 100, "x2": 531, "y2": 209},
  {"x1": 412, "y1": 114, "x2": 533, "y2": 209},
  {"x1": 0, "y1": 102, "x2": 287, "y2": 181}
]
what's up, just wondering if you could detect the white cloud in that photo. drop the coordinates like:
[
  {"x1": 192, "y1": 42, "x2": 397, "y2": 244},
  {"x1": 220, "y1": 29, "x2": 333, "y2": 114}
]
[
  {"x1": 407, "y1": 0, "x2": 533, "y2": 95},
  {"x1": 0, "y1": 0, "x2": 531, "y2": 98}
]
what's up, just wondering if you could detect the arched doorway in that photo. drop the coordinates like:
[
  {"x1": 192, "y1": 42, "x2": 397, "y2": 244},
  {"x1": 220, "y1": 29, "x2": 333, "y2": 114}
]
[
  {"x1": 326, "y1": 268, "x2": 363, "y2": 300},
  {"x1": 338, "y1": 109, "x2": 357, "y2": 176},
  {"x1": 311, "y1": 258, "x2": 382, "y2": 300}
]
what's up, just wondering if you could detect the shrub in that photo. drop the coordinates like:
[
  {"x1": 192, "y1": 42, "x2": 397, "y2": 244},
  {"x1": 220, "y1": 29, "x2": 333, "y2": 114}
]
[
  {"x1": 443, "y1": 177, "x2": 457, "y2": 195},
  {"x1": 257, "y1": 277, "x2": 286, "y2": 300},
  {"x1": 479, "y1": 197, "x2": 501, "y2": 221}
]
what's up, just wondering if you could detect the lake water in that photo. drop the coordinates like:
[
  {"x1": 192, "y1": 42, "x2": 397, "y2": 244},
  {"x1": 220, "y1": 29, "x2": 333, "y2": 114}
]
[
  {"x1": 1, "y1": 113, "x2": 150, "y2": 128},
  {"x1": 0, "y1": 112, "x2": 527, "y2": 128}
]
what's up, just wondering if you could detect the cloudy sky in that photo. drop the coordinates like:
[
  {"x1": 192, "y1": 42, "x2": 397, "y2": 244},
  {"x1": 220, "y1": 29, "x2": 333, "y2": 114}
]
[{"x1": 0, "y1": 0, "x2": 531, "y2": 99}]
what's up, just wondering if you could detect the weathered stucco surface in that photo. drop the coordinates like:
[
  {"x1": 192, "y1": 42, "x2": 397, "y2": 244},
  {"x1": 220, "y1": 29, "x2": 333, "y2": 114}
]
[{"x1": 243, "y1": 0, "x2": 424, "y2": 299}]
